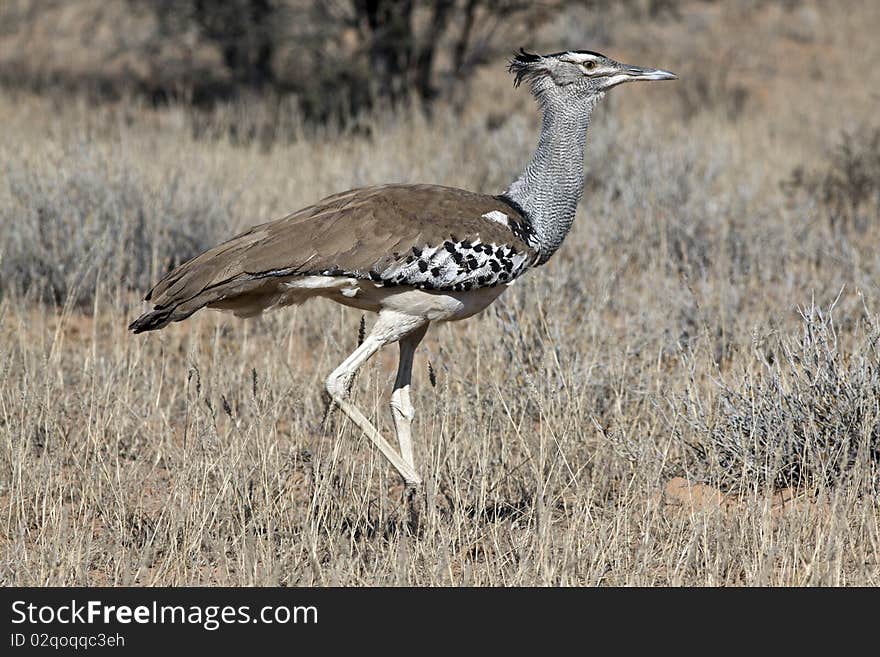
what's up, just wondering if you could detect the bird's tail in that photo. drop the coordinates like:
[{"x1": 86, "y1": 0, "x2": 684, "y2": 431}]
[
  {"x1": 129, "y1": 275, "x2": 292, "y2": 334},
  {"x1": 128, "y1": 306, "x2": 182, "y2": 333}
]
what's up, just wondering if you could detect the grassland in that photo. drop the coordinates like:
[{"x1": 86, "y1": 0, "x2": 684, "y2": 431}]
[{"x1": 1, "y1": 1, "x2": 879, "y2": 585}]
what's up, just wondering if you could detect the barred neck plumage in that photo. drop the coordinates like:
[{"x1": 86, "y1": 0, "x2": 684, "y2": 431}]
[{"x1": 502, "y1": 93, "x2": 600, "y2": 265}]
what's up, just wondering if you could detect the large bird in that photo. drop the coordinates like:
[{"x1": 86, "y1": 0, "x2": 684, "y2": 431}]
[{"x1": 130, "y1": 50, "x2": 676, "y2": 487}]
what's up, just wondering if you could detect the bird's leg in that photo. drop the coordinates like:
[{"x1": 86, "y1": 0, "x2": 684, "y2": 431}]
[
  {"x1": 324, "y1": 311, "x2": 427, "y2": 486},
  {"x1": 390, "y1": 323, "x2": 430, "y2": 530},
  {"x1": 390, "y1": 323, "x2": 428, "y2": 482}
]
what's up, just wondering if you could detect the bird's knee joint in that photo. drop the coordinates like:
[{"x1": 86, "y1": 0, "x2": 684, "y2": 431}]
[
  {"x1": 390, "y1": 398, "x2": 415, "y2": 421},
  {"x1": 325, "y1": 375, "x2": 348, "y2": 401}
]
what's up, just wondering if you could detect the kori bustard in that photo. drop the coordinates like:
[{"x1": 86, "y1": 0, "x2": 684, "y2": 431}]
[{"x1": 130, "y1": 50, "x2": 676, "y2": 486}]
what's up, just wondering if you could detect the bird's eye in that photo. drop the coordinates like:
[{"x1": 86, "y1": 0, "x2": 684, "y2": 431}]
[{"x1": 583, "y1": 61, "x2": 597, "y2": 71}]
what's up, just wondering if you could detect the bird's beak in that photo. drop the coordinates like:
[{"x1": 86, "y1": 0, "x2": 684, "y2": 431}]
[
  {"x1": 602, "y1": 64, "x2": 677, "y2": 90},
  {"x1": 623, "y1": 65, "x2": 678, "y2": 81}
]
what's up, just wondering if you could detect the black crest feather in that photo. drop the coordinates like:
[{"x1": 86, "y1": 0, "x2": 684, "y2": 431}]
[{"x1": 508, "y1": 48, "x2": 543, "y2": 88}]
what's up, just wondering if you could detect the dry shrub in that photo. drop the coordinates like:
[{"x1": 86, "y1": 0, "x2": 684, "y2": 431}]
[
  {"x1": 0, "y1": 143, "x2": 238, "y2": 305},
  {"x1": 784, "y1": 126, "x2": 880, "y2": 234},
  {"x1": 678, "y1": 302, "x2": 880, "y2": 491}
]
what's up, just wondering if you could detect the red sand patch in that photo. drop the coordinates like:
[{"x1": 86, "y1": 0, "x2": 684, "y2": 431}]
[{"x1": 661, "y1": 477, "x2": 817, "y2": 516}]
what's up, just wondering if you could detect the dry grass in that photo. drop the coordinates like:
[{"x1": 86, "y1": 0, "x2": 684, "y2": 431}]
[{"x1": 2, "y1": 1, "x2": 880, "y2": 585}]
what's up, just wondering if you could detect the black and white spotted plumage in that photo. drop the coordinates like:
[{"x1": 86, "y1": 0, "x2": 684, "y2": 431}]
[{"x1": 370, "y1": 236, "x2": 532, "y2": 291}]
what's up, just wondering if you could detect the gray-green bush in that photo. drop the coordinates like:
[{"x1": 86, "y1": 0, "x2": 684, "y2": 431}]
[{"x1": 1, "y1": 143, "x2": 237, "y2": 304}]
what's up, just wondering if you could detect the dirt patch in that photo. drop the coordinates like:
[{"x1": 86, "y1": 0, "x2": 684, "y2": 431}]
[{"x1": 661, "y1": 477, "x2": 820, "y2": 517}]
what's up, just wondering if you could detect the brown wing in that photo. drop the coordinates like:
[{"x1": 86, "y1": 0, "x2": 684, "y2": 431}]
[{"x1": 129, "y1": 184, "x2": 536, "y2": 332}]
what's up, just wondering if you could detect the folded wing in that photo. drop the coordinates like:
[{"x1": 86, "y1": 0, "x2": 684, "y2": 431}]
[{"x1": 130, "y1": 184, "x2": 536, "y2": 332}]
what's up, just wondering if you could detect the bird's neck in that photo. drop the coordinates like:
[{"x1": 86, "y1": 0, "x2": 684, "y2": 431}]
[{"x1": 503, "y1": 95, "x2": 598, "y2": 265}]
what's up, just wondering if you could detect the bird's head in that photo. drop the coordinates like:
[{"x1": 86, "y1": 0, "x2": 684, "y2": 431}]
[{"x1": 509, "y1": 49, "x2": 676, "y2": 105}]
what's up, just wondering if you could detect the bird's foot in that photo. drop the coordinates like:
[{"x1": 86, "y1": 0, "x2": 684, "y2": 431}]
[
  {"x1": 404, "y1": 480, "x2": 426, "y2": 533},
  {"x1": 319, "y1": 390, "x2": 334, "y2": 429}
]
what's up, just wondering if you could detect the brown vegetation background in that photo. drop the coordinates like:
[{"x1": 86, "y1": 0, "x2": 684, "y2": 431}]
[{"x1": 1, "y1": 0, "x2": 879, "y2": 585}]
